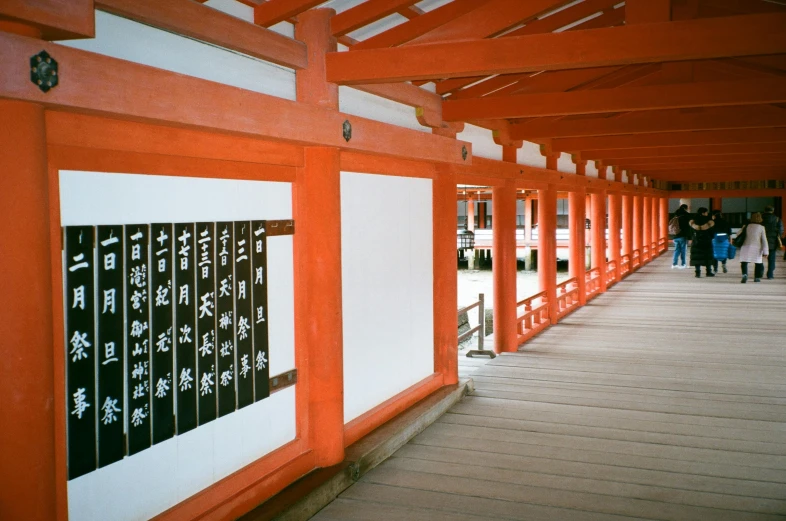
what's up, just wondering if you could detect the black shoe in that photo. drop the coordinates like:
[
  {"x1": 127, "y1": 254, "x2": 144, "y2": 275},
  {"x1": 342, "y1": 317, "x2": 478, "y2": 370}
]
[
  {"x1": 767, "y1": 276, "x2": 774, "y2": 280},
  {"x1": 741, "y1": 275, "x2": 747, "y2": 283},
  {"x1": 723, "y1": 266, "x2": 728, "y2": 273},
  {"x1": 695, "y1": 273, "x2": 701, "y2": 278},
  {"x1": 706, "y1": 272, "x2": 715, "y2": 277},
  {"x1": 754, "y1": 278, "x2": 761, "y2": 282}
]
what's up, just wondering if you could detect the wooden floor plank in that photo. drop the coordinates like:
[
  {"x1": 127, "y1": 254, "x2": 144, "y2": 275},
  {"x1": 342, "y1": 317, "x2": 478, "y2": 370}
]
[{"x1": 311, "y1": 254, "x2": 786, "y2": 520}]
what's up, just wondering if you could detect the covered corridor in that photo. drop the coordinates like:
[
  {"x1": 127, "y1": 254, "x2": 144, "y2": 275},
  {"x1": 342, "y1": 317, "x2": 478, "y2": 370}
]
[{"x1": 312, "y1": 253, "x2": 786, "y2": 521}]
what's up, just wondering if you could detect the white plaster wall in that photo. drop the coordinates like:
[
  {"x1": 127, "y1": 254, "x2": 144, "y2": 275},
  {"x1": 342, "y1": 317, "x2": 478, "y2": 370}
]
[
  {"x1": 59, "y1": 11, "x2": 297, "y2": 100},
  {"x1": 457, "y1": 124, "x2": 502, "y2": 161},
  {"x1": 517, "y1": 141, "x2": 546, "y2": 168},
  {"x1": 339, "y1": 87, "x2": 431, "y2": 133},
  {"x1": 340, "y1": 172, "x2": 434, "y2": 422},
  {"x1": 60, "y1": 171, "x2": 296, "y2": 521}
]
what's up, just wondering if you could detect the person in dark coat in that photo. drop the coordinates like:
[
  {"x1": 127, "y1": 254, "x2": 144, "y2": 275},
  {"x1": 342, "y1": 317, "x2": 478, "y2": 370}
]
[
  {"x1": 671, "y1": 204, "x2": 692, "y2": 268},
  {"x1": 761, "y1": 205, "x2": 784, "y2": 279},
  {"x1": 689, "y1": 207, "x2": 715, "y2": 278},
  {"x1": 711, "y1": 209, "x2": 732, "y2": 274}
]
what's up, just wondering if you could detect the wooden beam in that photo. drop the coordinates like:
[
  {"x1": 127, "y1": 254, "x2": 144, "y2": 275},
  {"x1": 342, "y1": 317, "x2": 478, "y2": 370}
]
[
  {"x1": 97, "y1": 0, "x2": 308, "y2": 70},
  {"x1": 0, "y1": 0, "x2": 94, "y2": 39},
  {"x1": 510, "y1": 106, "x2": 786, "y2": 139},
  {"x1": 351, "y1": 82, "x2": 442, "y2": 127},
  {"x1": 438, "y1": 3, "x2": 626, "y2": 97},
  {"x1": 326, "y1": 13, "x2": 786, "y2": 84},
  {"x1": 352, "y1": 0, "x2": 484, "y2": 50},
  {"x1": 0, "y1": 32, "x2": 469, "y2": 165},
  {"x1": 651, "y1": 170, "x2": 786, "y2": 182},
  {"x1": 551, "y1": 128, "x2": 786, "y2": 151},
  {"x1": 632, "y1": 159, "x2": 786, "y2": 170},
  {"x1": 332, "y1": 0, "x2": 418, "y2": 37},
  {"x1": 253, "y1": 0, "x2": 324, "y2": 28},
  {"x1": 582, "y1": 142, "x2": 786, "y2": 160},
  {"x1": 444, "y1": 78, "x2": 786, "y2": 120},
  {"x1": 615, "y1": 153, "x2": 786, "y2": 166},
  {"x1": 407, "y1": 0, "x2": 573, "y2": 45},
  {"x1": 626, "y1": 0, "x2": 670, "y2": 24}
]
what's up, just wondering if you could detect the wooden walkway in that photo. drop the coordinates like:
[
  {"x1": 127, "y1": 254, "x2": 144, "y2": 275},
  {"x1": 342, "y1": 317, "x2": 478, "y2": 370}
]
[{"x1": 312, "y1": 254, "x2": 786, "y2": 520}]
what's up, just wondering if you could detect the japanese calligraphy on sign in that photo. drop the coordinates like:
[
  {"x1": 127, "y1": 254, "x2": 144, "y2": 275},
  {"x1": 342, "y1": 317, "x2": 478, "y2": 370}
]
[{"x1": 63, "y1": 220, "x2": 273, "y2": 480}]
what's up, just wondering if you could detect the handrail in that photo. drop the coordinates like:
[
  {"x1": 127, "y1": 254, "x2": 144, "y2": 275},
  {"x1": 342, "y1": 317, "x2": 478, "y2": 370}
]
[
  {"x1": 555, "y1": 277, "x2": 579, "y2": 320},
  {"x1": 631, "y1": 249, "x2": 641, "y2": 270},
  {"x1": 516, "y1": 290, "x2": 550, "y2": 345},
  {"x1": 605, "y1": 260, "x2": 617, "y2": 288},
  {"x1": 461, "y1": 293, "x2": 495, "y2": 358},
  {"x1": 620, "y1": 254, "x2": 630, "y2": 277},
  {"x1": 585, "y1": 268, "x2": 601, "y2": 300}
]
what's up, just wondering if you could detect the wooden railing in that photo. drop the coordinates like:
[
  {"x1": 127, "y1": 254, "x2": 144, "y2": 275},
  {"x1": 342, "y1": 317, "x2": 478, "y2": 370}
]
[
  {"x1": 632, "y1": 249, "x2": 641, "y2": 270},
  {"x1": 585, "y1": 268, "x2": 601, "y2": 301},
  {"x1": 605, "y1": 260, "x2": 618, "y2": 288},
  {"x1": 516, "y1": 290, "x2": 550, "y2": 345},
  {"x1": 458, "y1": 293, "x2": 495, "y2": 358},
  {"x1": 555, "y1": 277, "x2": 580, "y2": 319},
  {"x1": 658, "y1": 237, "x2": 667, "y2": 253},
  {"x1": 620, "y1": 254, "x2": 630, "y2": 276}
]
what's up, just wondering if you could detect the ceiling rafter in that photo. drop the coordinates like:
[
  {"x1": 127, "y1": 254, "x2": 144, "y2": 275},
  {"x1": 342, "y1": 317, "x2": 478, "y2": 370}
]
[
  {"x1": 253, "y1": 0, "x2": 324, "y2": 27},
  {"x1": 551, "y1": 128, "x2": 786, "y2": 152},
  {"x1": 438, "y1": 1, "x2": 625, "y2": 97},
  {"x1": 331, "y1": 0, "x2": 420, "y2": 37}
]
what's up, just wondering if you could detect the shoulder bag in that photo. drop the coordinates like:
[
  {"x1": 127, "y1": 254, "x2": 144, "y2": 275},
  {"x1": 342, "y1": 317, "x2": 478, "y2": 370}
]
[{"x1": 732, "y1": 225, "x2": 747, "y2": 248}]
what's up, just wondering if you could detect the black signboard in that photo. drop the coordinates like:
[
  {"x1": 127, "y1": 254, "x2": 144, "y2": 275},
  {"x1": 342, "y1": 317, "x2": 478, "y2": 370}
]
[
  {"x1": 215, "y1": 223, "x2": 236, "y2": 417},
  {"x1": 174, "y1": 223, "x2": 197, "y2": 434},
  {"x1": 234, "y1": 222, "x2": 254, "y2": 409},
  {"x1": 151, "y1": 223, "x2": 175, "y2": 444},
  {"x1": 96, "y1": 226, "x2": 124, "y2": 468},
  {"x1": 65, "y1": 226, "x2": 97, "y2": 479},
  {"x1": 196, "y1": 223, "x2": 217, "y2": 425},
  {"x1": 251, "y1": 221, "x2": 270, "y2": 401}
]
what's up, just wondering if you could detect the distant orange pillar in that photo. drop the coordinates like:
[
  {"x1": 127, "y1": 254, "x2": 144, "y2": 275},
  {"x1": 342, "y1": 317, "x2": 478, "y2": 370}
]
[
  {"x1": 466, "y1": 195, "x2": 475, "y2": 232},
  {"x1": 538, "y1": 185, "x2": 558, "y2": 323},
  {"x1": 591, "y1": 191, "x2": 607, "y2": 292},
  {"x1": 608, "y1": 191, "x2": 622, "y2": 280},
  {"x1": 711, "y1": 196, "x2": 723, "y2": 213},
  {"x1": 642, "y1": 195, "x2": 652, "y2": 261},
  {"x1": 493, "y1": 166, "x2": 518, "y2": 353},
  {"x1": 622, "y1": 194, "x2": 633, "y2": 261},
  {"x1": 295, "y1": 9, "x2": 344, "y2": 466},
  {"x1": 660, "y1": 197, "x2": 669, "y2": 246},
  {"x1": 633, "y1": 194, "x2": 643, "y2": 260},
  {"x1": 651, "y1": 196, "x2": 660, "y2": 255},
  {"x1": 569, "y1": 189, "x2": 587, "y2": 305}
]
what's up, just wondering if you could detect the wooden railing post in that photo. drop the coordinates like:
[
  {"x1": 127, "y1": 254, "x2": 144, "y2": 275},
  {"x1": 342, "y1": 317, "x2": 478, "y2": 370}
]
[
  {"x1": 591, "y1": 191, "x2": 607, "y2": 293},
  {"x1": 569, "y1": 188, "x2": 587, "y2": 305},
  {"x1": 538, "y1": 184, "x2": 558, "y2": 325}
]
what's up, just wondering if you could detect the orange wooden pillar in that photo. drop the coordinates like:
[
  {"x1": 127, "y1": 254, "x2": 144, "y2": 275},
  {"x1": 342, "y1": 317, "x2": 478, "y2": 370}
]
[
  {"x1": 711, "y1": 196, "x2": 723, "y2": 213},
  {"x1": 569, "y1": 159, "x2": 587, "y2": 306},
  {"x1": 622, "y1": 194, "x2": 633, "y2": 263},
  {"x1": 294, "y1": 8, "x2": 344, "y2": 466},
  {"x1": 660, "y1": 197, "x2": 669, "y2": 248},
  {"x1": 0, "y1": 100, "x2": 57, "y2": 521},
  {"x1": 0, "y1": 17, "x2": 59, "y2": 521},
  {"x1": 466, "y1": 195, "x2": 475, "y2": 232},
  {"x1": 642, "y1": 194, "x2": 652, "y2": 262},
  {"x1": 633, "y1": 192, "x2": 643, "y2": 263},
  {"x1": 651, "y1": 196, "x2": 660, "y2": 255},
  {"x1": 433, "y1": 123, "x2": 463, "y2": 383},
  {"x1": 538, "y1": 184, "x2": 558, "y2": 324},
  {"x1": 608, "y1": 191, "x2": 622, "y2": 280},
  {"x1": 591, "y1": 191, "x2": 607, "y2": 293},
  {"x1": 493, "y1": 148, "x2": 518, "y2": 352},
  {"x1": 434, "y1": 167, "x2": 459, "y2": 380}
]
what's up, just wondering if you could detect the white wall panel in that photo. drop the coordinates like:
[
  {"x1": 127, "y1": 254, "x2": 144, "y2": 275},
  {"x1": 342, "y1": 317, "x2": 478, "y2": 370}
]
[
  {"x1": 341, "y1": 172, "x2": 434, "y2": 422},
  {"x1": 339, "y1": 87, "x2": 431, "y2": 132},
  {"x1": 59, "y1": 11, "x2": 296, "y2": 100},
  {"x1": 60, "y1": 171, "x2": 296, "y2": 521},
  {"x1": 457, "y1": 124, "x2": 502, "y2": 160}
]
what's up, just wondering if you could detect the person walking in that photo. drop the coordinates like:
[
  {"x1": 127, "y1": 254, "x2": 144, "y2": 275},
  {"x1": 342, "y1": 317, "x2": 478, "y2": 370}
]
[
  {"x1": 711, "y1": 209, "x2": 732, "y2": 274},
  {"x1": 738, "y1": 212, "x2": 769, "y2": 283},
  {"x1": 689, "y1": 207, "x2": 715, "y2": 278},
  {"x1": 671, "y1": 204, "x2": 692, "y2": 269},
  {"x1": 761, "y1": 205, "x2": 784, "y2": 279}
]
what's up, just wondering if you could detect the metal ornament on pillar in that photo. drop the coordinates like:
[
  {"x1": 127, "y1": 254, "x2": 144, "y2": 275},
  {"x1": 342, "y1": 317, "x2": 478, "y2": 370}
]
[
  {"x1": 342, "y1": 119, "x2": 352, "y2": 142},
  {"x1": 30, "y1": 51, "x2": 58, "y2": 93}
]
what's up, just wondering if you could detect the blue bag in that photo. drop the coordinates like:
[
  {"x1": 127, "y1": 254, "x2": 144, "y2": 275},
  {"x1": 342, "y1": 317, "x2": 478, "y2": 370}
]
[
  {"x1": 713, "y1": 234, "x2": 730, "y2": 260},
  {"x1": 727, "y1": 243, "x2": 736, "y2": 259}
]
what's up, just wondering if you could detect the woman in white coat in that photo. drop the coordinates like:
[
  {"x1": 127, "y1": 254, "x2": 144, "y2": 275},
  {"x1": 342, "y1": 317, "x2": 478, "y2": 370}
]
[{"x1": 738, "y1": 212, "x2": 769, "y2": 283}]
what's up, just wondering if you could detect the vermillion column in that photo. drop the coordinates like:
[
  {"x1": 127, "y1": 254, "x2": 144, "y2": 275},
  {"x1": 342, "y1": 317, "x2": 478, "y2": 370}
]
[
  {"x1": 466, "y1": 194, "x2": 475, "y2": 269},
  {"x1": 295, "y1": 9, "x2": 344, "y2": 465},
  {"x1": 643, "y1": 194, "x2": 652, "y2": 262},
  {"x1": 0, "y1": 17, "x2": 57, "y2": 521},
  {"x1": 569, "y1": 159, "x2": 587, "y2": 305},
  {"x1": 622, "y1": 193, "x2": 633, "y2": 264},
  {"x1": 493, "y1": 145, "x2": 518, "y2": 352},
  {"x1": 591, "y1": 191, "x2": 608, "y2": 292},
  {"x1": 538, "y1": 183, "x2": 558, "y2": 323},
  {"x1": 608, "y1": 192, "x2": 622, "y2": 281},
  {"x1": 433, "y1": 123, "x2": 462, "y2": 384},
  {"x1": 651, "y1": 196, "x2": 660, "y2": 255},
  {"x1": 633, "y1": 189, "x2": 643, "y2": 262},
  {"x1": 660, "y1": 197, "x2": 669, "y2": 248}
]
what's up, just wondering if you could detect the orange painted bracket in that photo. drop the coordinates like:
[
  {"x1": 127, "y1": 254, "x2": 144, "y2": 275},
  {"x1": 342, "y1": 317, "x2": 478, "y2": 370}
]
[{"x1": 0, "y1": 0, "x2": 94, "y2": 39}]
